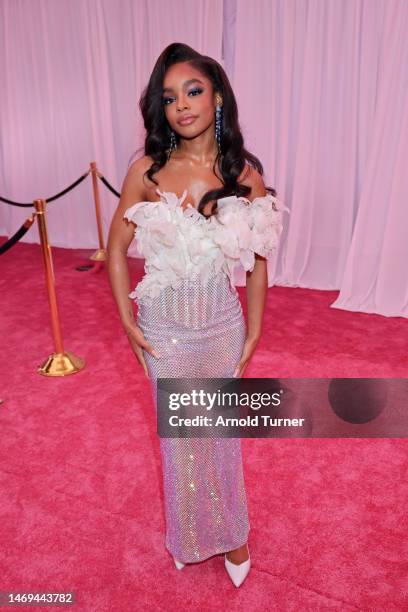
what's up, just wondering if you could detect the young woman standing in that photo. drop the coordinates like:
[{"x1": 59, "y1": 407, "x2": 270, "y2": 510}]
[{"x1": 107, "y1": 42, "x2": 288, "y2": 587}]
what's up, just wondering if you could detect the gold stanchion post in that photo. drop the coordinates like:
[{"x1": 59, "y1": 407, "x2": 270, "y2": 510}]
[
  {"x1": 89, "y1": 161, "x2": 107, "y2": 262},
  {"x1": 34, "y1": 199, "x2": 85, "y2": 376}
]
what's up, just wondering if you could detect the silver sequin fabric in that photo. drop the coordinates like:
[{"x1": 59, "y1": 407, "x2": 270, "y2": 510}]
[{"x1": 137, "y1": 268, "x2": 250, "y2": 564}]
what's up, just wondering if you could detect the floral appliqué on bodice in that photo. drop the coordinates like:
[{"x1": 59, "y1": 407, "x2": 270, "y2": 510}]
[{"x1": 124, "y1": 188, "x2": 290, "y2": 304}]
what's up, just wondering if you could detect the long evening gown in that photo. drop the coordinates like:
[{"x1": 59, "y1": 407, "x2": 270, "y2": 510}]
[{"x1": 124, "y1": 187, "x2": 289, "y2": 564}]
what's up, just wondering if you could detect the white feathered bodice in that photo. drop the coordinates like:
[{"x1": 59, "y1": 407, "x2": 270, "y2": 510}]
[{"x1": 123, "y1": 187, "x2": 290, "y2": 304}]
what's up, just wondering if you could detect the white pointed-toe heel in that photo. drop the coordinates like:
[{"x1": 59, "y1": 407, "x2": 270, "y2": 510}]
[
  {"x1": 173, "y1": 557, "x2": 185, "y2": 570},
  {"x1": 224, "y1": 551, "x2": 251, "y2": 587}
]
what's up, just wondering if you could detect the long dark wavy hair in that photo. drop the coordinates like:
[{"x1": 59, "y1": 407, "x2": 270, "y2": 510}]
[{"x1": 129, "y1": 42, "x2": 276, "y2": 217}]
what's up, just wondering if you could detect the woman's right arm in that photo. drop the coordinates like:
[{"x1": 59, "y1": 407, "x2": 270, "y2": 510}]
[{"x1": 106, "y1": 158, "x2": 160, "y2": 376}]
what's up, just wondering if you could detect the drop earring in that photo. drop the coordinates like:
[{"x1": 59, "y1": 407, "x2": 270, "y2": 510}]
[
  {"x1": 215, "y1": 95, "x2": 223, "y2": 154},
  {"x1": 167, "y1": 130, "x2": 177, "y2": 161}
]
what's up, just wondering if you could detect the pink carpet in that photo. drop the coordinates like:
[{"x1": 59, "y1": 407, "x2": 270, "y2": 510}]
[{"x1": 1, "y1": 240, "x2": 407, "y2": 611}]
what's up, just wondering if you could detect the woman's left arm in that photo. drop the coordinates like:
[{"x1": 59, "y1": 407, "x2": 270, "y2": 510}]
[
  {"x1": 233, "y1": 169, "x2": 268, "y2": 378},
  {"x1": 246, "y1": 254, "x2": 268, "y2": 343}
]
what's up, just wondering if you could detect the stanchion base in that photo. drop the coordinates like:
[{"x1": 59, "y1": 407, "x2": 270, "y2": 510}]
[
  {"x1": 90, "y1": 248, "x2": 107, "y2": 261},
  {"x1": 38, "y1": 351, "x2": 85, "y2": 376}
]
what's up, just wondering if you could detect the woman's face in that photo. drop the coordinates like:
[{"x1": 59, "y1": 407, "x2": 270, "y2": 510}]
[{"x1": 162, "y1": 62, "x2": 218, "y2": 139}]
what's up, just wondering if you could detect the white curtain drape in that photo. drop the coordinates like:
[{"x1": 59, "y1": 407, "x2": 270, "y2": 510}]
[{"x1": 1, "y1": 0, "x2": 407, "y2": 317}]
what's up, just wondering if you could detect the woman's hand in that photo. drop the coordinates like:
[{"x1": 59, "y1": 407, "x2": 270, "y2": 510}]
[
  {"x1": 123, "y1": 321, "x2": 160, "y2": 379},
  {"x1": 233, "y1": 335, "x2": 260, "y2": 378}
]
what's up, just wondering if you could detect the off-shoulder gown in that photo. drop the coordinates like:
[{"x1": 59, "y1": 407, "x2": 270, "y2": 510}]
[{"x1": 124, "y1": 188, "x2": 289, "y2": 564}]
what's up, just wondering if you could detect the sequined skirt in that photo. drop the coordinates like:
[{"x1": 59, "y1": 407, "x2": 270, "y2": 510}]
[{"x1": 137, "y1": 269, "x2": 250, "y2": 563}]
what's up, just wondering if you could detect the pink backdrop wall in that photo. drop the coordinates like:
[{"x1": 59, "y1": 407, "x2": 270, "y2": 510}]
[{"x1": 1, "y1": 0, "x2": 407, "y2": 318}]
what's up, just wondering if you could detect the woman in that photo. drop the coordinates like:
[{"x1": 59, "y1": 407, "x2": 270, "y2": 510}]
[{"x1": 107, "y1": 42, "x2": 289, "y2": 587}]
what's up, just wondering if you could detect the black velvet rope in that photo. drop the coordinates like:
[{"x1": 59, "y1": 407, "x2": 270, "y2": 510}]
[
  {"x1": 0, "y1": 171, "x2": 90, "y2": 207},
  {"x1": 45, "y1": 171, "x2": 89, "y2": 203},
  {"x1": 0, "y1": 169, "x2": 120, "y2": 256},
  {"x1": 98, "y1": 175, "x2": 121, "y2": 198},
  {"x1": 0, "y1": 218, "x2": 35, "y2": 255}
]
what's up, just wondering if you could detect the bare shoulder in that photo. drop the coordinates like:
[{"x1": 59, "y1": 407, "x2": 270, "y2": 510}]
[
  {"x1": 107, "y1": 156, "x2": 156, "y2": 252},
  {"x1": 125, "y1": 155, "x2": 155, "y2": 198},
  {"x1": 110, "y1": 156, "x2": 153, "y2": 219},
  {"x1": 238, "y1": 163, "x2": 267, "y2": 200},
  {"x1": 127, "y1": 154, "x2": 154, "y2": 175}
]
